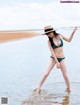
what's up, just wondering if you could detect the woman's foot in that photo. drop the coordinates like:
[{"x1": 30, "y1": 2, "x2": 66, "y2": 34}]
[
  {"x1": 65, "y1": 88, "x2": 71, "y2": 93},
  {"x1": 34, "y1": 88, "x2": 41, "y2": 94}
]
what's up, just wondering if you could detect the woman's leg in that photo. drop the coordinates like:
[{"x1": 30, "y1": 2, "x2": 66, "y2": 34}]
[
  {"x1": 60, "y1": 60, "x2": 71, "y2": 92},
  {"x1": 35, "y1": 58, "x2": 56, "y2": 93}
]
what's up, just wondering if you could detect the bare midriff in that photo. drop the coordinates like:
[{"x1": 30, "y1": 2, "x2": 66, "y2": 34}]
[{"x1": 52, "y1": 47, "x2": 65, "y2": 58}]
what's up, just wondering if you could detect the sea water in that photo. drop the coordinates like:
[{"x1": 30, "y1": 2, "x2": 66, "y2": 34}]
[{"x1": 0, "y1": 29, "x2": 80, "y2": 105}]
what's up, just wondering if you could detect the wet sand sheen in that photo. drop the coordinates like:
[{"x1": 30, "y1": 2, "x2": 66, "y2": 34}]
[
  {"x1": 22, "y1": 82, "x2": 80, "y2": 105},
  {"x1": 0, "y1": 30, "x2": 41, "y2": 43}
]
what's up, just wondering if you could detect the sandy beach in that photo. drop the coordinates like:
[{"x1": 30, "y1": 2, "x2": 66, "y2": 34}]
[{"x1": 0, "y1": 30, "x2": 41, "y2": 43}]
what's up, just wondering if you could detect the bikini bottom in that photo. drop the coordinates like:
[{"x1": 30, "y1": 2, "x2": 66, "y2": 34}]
[{"x1": 50, "y1": 56, "x2": 65, "y2": 63}]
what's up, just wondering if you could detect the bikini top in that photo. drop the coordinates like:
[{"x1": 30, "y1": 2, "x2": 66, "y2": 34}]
[{"x1": 49, "y1": 36, "x2": 63, "y2": 49}]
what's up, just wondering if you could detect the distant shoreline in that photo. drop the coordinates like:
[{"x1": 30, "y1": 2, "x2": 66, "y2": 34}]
[{"x1": 0, "y1": 31, "x2": 41, "y2": 43}]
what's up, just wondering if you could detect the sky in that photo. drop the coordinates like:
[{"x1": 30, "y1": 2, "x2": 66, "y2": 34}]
[{"x1": 0, "y1": 0, "x2": 80, "y2": 30}]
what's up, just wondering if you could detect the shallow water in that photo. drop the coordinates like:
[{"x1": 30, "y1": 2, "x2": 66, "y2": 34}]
[
  {"x1": 0, "y1": 31, "x2": 80, "y2": 105},
  {"x1": 22, "y1": 82, "x2": 80, "y2": 105}
]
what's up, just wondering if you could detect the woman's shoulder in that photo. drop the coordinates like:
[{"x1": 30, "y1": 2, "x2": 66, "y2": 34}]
[
  {"x1": 59, "y1": 34, "x2": 64, "y2": 39},
  {"x1": 48, "y1": 39, "x2": 52, "y2": 46},
  {"x1": 48, "y1": 39, "x2": 50, "y2": 43}
]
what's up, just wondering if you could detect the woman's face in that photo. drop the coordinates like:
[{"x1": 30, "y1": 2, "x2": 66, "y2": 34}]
[{"x1": 46, "y1": 32, "x2": 54, "y2": 38}]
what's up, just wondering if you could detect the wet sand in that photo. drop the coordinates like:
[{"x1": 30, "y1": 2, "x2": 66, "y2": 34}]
[
  {"x1": 22, "y1": 82, "x2": 80, "y2": 105},
  {"x1": 0, "y1": 30, "x2": 41, "y2": 43}
]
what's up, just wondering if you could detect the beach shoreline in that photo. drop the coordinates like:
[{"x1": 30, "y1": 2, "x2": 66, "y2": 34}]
[{"x1": 0, "y1": 30, "x2": 41, "y2": 43}]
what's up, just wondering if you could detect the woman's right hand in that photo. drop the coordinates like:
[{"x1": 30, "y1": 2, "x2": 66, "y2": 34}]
[
  {"x1": 56, "y1": 62, "x2": 60, "y2": 69},
  {"x1": 74, "y1": 26, "x2": 78, "y2": 31},
  {"x1": 73, "y1": 26, "x2": 78, "y2": 33}
]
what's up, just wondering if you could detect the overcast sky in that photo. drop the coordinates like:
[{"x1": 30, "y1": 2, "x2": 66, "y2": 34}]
[{"x1": 0, "y1": 0, "x2": 80, "y2": 30}]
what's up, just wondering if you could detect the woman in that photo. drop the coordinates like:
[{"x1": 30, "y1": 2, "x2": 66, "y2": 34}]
[{"x1": 34, "y1": 25, "x2": 78, "y2": 93}]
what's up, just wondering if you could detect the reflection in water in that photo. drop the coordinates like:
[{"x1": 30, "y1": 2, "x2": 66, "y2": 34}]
[
  {"x1": 60, "y1": 95, "x2": 69, "y2": 105},
  {"x1": 22, "y1": 82, "x2": 80, "y2": 105},
  {"x1": 22, "y1": 90, "x2": 70, "y2": 105}
]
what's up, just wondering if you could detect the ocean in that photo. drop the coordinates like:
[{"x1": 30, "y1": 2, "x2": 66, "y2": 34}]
[{"x1": 0, "y1": 29, "x2": 80, "y2": 105}]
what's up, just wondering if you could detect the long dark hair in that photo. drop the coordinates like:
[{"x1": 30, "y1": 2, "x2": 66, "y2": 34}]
[{"x1": 48, "y1": 31, "x2": 59, "y2": 47}]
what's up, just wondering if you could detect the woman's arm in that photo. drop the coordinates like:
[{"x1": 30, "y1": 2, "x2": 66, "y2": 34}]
[
  {"x1": 48, "y1": 40, "x2": 58, "y2": 63},
  {"x1": 60, "y1": 27, "x2": 78, "y2": 42}
]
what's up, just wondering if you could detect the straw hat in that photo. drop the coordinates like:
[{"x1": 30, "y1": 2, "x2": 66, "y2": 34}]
[{"x1": 44, "y1": 25, "x2": 55, "y2": 34}]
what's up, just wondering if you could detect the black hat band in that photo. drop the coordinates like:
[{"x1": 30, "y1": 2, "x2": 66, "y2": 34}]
[{"x1": 44, "y1": 28, "x2": 53, "y2": 32}]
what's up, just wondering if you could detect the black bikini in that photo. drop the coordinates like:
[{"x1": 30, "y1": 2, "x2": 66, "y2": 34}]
[
  {"x1": 52, "y1": 37, "x2": 63, "y2": 49},
  {"x1": 50, "y1": 36, "x2": 65, "y2": 62}
]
